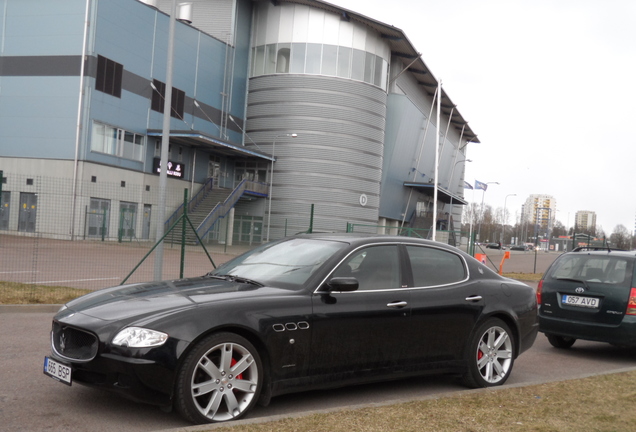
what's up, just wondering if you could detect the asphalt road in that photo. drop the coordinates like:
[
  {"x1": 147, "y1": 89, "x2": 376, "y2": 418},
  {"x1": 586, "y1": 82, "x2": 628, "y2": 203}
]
[{"x1": 3, "y1": 305, "x2": 636, "y2": 432}]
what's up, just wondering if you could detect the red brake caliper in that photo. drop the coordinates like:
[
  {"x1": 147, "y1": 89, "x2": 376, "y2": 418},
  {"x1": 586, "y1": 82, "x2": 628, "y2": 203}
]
[{"x1": 230, "y1": 358, "x2": 243, "y2": 380}]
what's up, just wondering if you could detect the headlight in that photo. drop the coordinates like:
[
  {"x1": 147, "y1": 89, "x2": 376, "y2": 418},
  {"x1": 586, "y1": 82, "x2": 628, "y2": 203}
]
[{"x1": 112, "y1": 327, "x2": 168, "y2": 348}]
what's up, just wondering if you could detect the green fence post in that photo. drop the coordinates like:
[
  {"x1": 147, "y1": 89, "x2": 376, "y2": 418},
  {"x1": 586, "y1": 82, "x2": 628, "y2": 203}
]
[
  {"x1": 118, "y1": 209, "x2": 124, "y2": 243},
  {"x1": 101, "y1": 209, "x2": 106, "y2": 242},
  {"x1": 180, "y1": 189, "x2": 188, "y2": 279}
]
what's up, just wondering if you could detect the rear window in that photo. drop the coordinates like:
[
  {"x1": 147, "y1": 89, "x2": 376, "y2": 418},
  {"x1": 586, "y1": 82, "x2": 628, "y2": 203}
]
[{"x1": 547, "y1": 254, "x2": 635, "y2": 288}]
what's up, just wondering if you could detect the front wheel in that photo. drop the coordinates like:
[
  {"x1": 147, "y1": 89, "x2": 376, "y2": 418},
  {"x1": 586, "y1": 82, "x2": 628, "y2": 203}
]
[
  {"x1": 462, "y1": 318, "x2": 515, "y2": 388},
  {"x1": 175, "y1": 332, "x2": 263, "y2": 424},
  {"x1": 546, "y1": 334, "x2": 576, "y2": 349}
]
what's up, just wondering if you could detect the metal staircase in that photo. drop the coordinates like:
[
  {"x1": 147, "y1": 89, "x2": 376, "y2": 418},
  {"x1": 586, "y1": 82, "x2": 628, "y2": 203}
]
[{"x1": 166, "y1": 180, "x2": 268, "y2": 245}]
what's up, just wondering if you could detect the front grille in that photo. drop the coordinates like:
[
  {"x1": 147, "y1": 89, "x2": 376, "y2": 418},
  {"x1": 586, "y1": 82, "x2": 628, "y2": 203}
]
[{"x1": 52, "y1": 322, "x2": 98, "y2": 361}]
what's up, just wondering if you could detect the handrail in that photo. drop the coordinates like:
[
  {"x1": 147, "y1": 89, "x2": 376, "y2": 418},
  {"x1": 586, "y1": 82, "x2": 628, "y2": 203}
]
[
  {"x1": 164, "y1": 177, "x2": 215, "y2": 229},
  {"x1": 196, "y1": 180, "x2": 268, "y2": 241}
]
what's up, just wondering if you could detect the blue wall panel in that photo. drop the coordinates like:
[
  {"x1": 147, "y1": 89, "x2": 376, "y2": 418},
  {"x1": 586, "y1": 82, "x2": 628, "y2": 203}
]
[
  {"x1": 0, "y1": 77, "x2": 79, "y2": 159},
  {"x1": 93, "y1": 0, "x2": 156, "y2": 77},
  {"x1": 1, "y1": 0, "x2": 86, "y2": 55}
]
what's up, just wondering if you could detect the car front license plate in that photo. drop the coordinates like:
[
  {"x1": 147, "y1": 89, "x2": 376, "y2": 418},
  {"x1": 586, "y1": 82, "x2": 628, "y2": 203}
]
[
  {"x1": 44, "y1": 356, "x2": 72, "y2": 385},
  {"x1": 562, "y1": 294, "x2": 599, "y2": 308}
]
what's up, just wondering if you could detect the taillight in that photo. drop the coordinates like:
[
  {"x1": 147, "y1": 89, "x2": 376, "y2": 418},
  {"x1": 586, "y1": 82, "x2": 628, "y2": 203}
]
[
  {"x1": 626, "y1": 288, "x2": 636, "y2": 315},
  {"x1": 536, "y1": 279, "x2": 543, "y2": 305}
]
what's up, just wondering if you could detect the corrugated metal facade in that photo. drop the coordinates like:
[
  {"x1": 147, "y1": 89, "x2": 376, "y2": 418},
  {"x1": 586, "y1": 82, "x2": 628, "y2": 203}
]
[
  {"x1": 156, "y1": 0, "x2": 236, "y2": 43},
  {"x1": 246, "y1": 74, "x2": 387, "y2": 237}
]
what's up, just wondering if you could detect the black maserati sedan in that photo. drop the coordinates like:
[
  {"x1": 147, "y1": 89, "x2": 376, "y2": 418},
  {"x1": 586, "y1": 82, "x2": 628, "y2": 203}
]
[{"x1": 45, "y1": 234, "x2": 538, "y2": 424}]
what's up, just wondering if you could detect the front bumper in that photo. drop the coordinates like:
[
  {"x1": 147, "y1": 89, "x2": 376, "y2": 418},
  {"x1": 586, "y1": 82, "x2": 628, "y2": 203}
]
[{"x1": 49, "y1": 339, "x2": 181, "y2": 407}]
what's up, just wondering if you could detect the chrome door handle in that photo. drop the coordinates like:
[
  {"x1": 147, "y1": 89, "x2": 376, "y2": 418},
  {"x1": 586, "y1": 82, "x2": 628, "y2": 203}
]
[
  {"x1": 465, "y1": 295, "x2": 483, "y2": 302},
  {"x1": 387, "y1": 301, "x2": 408, "y2": 308}
]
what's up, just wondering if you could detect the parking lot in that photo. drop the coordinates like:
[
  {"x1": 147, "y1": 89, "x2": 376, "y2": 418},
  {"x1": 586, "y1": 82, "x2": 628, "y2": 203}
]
[{"x1": 2, "y1": 244, "x2": 606, "y2": 432}]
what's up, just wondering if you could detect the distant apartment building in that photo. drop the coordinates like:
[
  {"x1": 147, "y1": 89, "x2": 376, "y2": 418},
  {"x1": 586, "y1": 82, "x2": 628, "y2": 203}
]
[
  {"x1": 575, "y1": 210, "x2": 597, "y2": 231},
  {"x1": 521, "y1": 194, "x2": 557, "y2": 230}
]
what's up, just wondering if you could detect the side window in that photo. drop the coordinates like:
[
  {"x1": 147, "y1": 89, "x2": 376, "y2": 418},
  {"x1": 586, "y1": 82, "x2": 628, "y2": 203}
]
[
  {"x1": 332, "y1": 245, "x2": 400, "y2": 291},
  {"x1": 406, "y1": 246, "x2": 466, "y2": 287}
]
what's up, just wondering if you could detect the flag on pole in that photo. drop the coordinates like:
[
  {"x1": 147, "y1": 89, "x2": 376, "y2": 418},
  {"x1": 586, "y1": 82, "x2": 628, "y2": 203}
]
[
  {"x1": 464, "y1": 181, "x2": 473, "y2": 190},
  {"x1": 475, "y1": 180, "x2": 488, "y2": 191}
]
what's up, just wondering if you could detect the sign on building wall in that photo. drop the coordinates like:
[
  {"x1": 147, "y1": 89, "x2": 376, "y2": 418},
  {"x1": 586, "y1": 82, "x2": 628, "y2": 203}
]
[{"x1": 152, "y1": 158, "x2": 184, "y2": 179}]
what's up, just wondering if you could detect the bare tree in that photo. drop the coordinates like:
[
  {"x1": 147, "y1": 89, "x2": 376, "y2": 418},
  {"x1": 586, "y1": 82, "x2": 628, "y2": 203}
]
[{"x1": 610, "y1": 224, "x2": 632, "y2": 250}]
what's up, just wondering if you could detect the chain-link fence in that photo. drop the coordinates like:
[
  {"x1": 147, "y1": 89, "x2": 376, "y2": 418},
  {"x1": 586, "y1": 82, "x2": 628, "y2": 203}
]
[{"x1": 0, "y1": 172, "x2": 252, "y2": 303}]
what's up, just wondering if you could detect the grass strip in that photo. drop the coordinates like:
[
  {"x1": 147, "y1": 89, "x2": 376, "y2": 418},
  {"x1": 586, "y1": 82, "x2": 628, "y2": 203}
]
[
  {"x1": 0, "y1": 281, "x2": 91, "y2": 304},
  {"x1": 209, "y1": 371, "x2": 636, "y2": 432}
]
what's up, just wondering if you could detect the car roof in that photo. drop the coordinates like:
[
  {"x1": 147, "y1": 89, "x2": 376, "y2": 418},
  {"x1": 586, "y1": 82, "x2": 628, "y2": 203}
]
[
  {"x1": 293, "y1": 233, "x2": 455, "y2": 249},
  {"x1": 566, "y1": 249, "x2": 636, "y2": 259}
]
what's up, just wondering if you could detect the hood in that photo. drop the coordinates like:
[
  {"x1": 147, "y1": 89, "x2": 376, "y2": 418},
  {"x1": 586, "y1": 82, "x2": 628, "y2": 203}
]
[{"x1": 61, "y1": 276, "x2": 289, "y2": 322}]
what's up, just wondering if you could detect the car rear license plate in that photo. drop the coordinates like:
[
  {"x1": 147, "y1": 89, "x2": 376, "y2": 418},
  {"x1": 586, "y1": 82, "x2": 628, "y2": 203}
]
[
  {"x1": 44, "y1": 356, "x2": 72, "y2": 385},
  {"x1": 562, "y1": 294, "x2": 599, "y2": 308}
]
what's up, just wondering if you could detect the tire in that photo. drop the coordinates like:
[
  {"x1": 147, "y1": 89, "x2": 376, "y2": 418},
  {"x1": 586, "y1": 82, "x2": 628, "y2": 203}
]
[
  {"x1": 546, "y1": 334, "x2": 576, "y2": 349},
  {"x1": 175, "y1": 332, "x2": 263, "y2": 424},
  {"x1": 462, "y1": 318, "x2": 515, "y2": 388}
]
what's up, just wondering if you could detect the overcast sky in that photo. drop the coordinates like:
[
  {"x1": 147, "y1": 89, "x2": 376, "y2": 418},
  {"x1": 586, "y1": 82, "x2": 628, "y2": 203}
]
[{"x1": 332, "y1": 0, "x2": 636, "y2": 234}]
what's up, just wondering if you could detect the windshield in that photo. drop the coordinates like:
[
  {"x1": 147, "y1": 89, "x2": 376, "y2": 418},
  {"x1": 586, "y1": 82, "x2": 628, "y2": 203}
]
[
  {"x1": 548, "y1": 254, "x2": 634, "y2": 288},
  {"x1": 209, "y1": 238, "x2": 347, "y2": 289}
]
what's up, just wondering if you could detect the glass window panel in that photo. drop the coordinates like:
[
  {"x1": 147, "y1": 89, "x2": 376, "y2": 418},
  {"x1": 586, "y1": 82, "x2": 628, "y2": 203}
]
[
  {"x1": 122, "y1": 131, "x2": 133, "y2": 160},
  {"x1": 254, "y1": 46, "x2": 265, "y2": 77},
  {"x1": 265, "y1": 44, "x2": 277, "y2": 74},
  {"x1": 250, "y1": 47, "x2": 256, "y2": 77},
  {"x1": 351, "y1": 49, "x2": 365, "y2": 81},
  {"x1": 380, "y1": 58, "x2": 389, "y2": 91},
  {"x1": 277, "y1": 43, "x2": 291, "y2": 73},
  {"x1": 364, "y1": 52, "x2": 375, "y2": 84},
  {"x1": 91, "y1": 123, "x2": 105, "y2": 153},
  {"x1": 133, "y1": 136, "x2": 143, "y2": 161},
  {"x1": 322, "y1": 44, "x2": 337, "y2": 76},
  {"x1": 374, "y1": 55, "x2": 384, "y2": 87},
  {"x1": 305, "y1": 43, "x2": 322, "y2": 74},
  {"x1": 337, "y1": 46, "x2": 351, "y2": 78},
  {"x1": 290, "y1": 43, "x2": 306, "y2": 73},
  {"x1": 104, "y1": 126, "x2": 116, "y2": 155}
]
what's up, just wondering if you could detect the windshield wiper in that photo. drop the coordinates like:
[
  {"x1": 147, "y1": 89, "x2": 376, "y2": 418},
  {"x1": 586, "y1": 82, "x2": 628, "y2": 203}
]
[{"x1": 207, "y1": 274, "x2": 264, "y2": 287}]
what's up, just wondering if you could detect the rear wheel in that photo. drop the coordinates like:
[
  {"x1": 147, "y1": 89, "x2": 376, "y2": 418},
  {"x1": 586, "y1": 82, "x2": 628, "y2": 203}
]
[
  {"x1": 462, "y1": 318, "x2": 515, "y2": 388},
  {"x1": 175, "y1": 332, "x2": 262, "y2": 424},
  {"x1": 546, "y1": 334, "x2": 576, "y2": 349}
]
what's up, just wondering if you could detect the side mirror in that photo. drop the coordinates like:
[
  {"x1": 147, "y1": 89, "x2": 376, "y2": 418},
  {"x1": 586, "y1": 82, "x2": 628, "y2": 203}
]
[{"x1": 325, "y1": 277, "x2": 358, "y2": 292}]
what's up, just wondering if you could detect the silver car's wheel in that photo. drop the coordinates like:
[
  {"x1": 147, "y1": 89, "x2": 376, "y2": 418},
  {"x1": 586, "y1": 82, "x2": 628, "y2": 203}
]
[
  {"x1": 462, "y1": 318, "x2": 515, "y2": 388},
  {"x1": 176, "y1": 333, "x2": 262, "y2": 424}
]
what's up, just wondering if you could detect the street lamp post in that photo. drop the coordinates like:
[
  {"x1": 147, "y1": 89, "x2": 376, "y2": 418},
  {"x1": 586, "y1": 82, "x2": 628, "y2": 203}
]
[
  {"x1": 501, "y1": 193, "x2": 516, "y2": 245},
  {"x1": 266, "y1": 133, "x2": 297, "y2": 242},
  {"x1": 477, "y1": 181, "x2": 499, "y2": 243}
]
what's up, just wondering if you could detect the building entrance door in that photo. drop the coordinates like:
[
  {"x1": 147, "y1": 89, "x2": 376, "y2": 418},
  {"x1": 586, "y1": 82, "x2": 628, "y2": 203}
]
[
  {"x1": 87, "y1": 198, "x2": 111, "y2": 239},
  {"x1": 18, "y1": 192, "x2": 37, "y2": 232},
  {"x1": 233, "y1": 216, "x2": 263, "y2": 245},
  {"x1": 118, "y1": 201, "x2": 137, "y2": 241},
  {"x1": 142, "y1": 204, "x2": 152, "y2": 239},
  {"x1": 0, "y1": 191, "x2": 10, "y2": 230}
]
